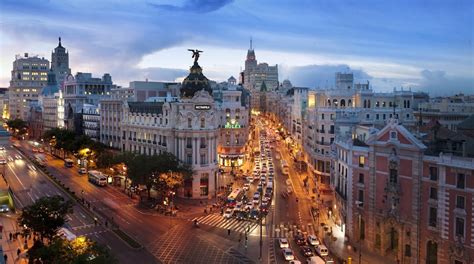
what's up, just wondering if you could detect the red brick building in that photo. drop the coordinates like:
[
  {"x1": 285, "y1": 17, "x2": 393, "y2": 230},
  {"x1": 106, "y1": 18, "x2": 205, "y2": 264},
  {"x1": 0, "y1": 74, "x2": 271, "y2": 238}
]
[{"x1": 334, "y1": 120, "x2": 473, "y2": 264}]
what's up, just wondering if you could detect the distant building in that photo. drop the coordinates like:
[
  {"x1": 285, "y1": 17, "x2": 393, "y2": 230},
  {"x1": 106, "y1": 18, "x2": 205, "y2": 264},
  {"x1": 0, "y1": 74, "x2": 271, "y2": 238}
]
[
  {"x1": 0, "y1": 88, "x2": 9, "y2": 119},
  {"x1": 129, "y1": 80, "x2": 179, "y2": 102},
  {"x1": 82, "y1": 104, "x2": 100, "y2": 141},
  {"x1": 8, "y1": 53, "x2": 49, "y2": 120},
  {"x1": 415, "y1": 94, "x2": 474, "y2": 132},
  {"x1": 50, "y1": 37, "x2": 71, "y2": 85}
]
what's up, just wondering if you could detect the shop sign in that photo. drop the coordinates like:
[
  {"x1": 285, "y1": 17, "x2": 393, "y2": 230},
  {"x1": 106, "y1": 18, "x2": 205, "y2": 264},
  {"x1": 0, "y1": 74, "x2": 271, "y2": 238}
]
[{"x1": 195, "y1": 105, "x2": 211, "y2": 110}]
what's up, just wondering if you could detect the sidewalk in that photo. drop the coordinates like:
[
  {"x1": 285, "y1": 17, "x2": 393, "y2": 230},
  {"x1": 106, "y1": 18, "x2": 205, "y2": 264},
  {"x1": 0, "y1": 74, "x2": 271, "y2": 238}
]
[{"x1": 0, "y1": 215, "x2": 30, "y2": 264}]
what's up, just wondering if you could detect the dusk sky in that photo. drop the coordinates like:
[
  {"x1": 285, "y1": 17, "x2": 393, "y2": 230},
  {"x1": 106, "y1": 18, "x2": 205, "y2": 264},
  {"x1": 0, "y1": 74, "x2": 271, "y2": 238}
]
[{"x1": 0, "y1": 0, "x2": 472, "y2": 95}]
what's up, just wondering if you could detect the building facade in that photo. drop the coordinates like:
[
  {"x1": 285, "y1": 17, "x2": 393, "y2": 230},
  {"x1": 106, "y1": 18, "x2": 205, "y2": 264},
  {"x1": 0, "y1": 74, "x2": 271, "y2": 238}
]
[
  {"x1": 51, "y1": 37, "x2": 71, "y2": 85},
  {"x1": 9, "y1": 53, "x2": 49, "y2": 120},
  {"x1": 82, "y1": 104, "x2": 100, "y2": 141},
  {"x1": 120, "y1": 60, "x2": 219, "y2": 199},
  {"x1": 333, "y1": 120, "x2": 473, "y2": 264}
]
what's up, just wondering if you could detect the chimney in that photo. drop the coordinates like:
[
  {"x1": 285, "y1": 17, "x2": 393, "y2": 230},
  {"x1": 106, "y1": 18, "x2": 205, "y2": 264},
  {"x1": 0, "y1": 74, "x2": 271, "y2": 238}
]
[{"x1": 24, "y1": 53, "x2": 28, "y2": 58}]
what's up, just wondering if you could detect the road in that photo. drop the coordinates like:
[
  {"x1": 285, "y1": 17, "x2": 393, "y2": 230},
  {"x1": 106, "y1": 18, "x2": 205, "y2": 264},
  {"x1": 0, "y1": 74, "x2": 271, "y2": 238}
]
[{"x1": 6, "y1": 141, "x2": 157, "y2": 264}]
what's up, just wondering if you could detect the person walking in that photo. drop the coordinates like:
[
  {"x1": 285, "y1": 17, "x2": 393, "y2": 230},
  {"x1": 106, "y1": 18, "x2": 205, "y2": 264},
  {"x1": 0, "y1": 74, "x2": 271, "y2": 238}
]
[
  {"x1": 4, "y1": 254, "x2": 7, "y2": 262},
  {"x1": 16, "y1": 248, "x2": 21, "y2": 259},
  {"x1": 9, "y1": 232, "x2": 12, "y2": 241},
  {"x1": 238, "y1": 233, "x2": 242, "y2": 244},
  {"x1": 227, "y1": 228, "x2": 231, "y2": 236}
]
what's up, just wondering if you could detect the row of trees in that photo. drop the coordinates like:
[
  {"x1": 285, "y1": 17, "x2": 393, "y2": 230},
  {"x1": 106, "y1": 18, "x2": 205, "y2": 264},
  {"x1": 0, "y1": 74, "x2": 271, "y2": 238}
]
[
  {"x1": 6, "y1": 118, "x2": 28, "y2": 137},
  {"x1": 18, "y1": 195, "x2": 117, "y2": 263}
]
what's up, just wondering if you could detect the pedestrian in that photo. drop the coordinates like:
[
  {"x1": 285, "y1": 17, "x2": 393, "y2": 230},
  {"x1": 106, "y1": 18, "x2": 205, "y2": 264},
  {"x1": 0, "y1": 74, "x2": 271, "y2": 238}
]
[
  {"x1": 204, "y1": 208, "x2": 207, "y2": 214},
  {"x1": 9, "y1": 232, "x2": 12, "y2": 241},
  {"x1": 16, "y1": 248, "x2": 20, "y2": 259},
  {"x1": 105, "y1": 220, "x2": 108, "y2": 227},
  {"x1": 210, "y1": 206, "x2": 213, "y2": 213},
  {"x1": 238, "y1": 233, "x2": 242, "y2": 243},
  {"x1": 227, "y1": 228, "x2": 231, "y2": 236},
  {"x1": 3, "y1": 254, "x2": 7, "y2": 262}
]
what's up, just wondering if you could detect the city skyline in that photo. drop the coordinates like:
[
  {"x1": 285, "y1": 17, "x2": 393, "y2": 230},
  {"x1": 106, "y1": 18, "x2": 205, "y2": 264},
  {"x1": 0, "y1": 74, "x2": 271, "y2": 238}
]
[{"x1": 0, "y1": 0, "x2": 472, "y2": 96}]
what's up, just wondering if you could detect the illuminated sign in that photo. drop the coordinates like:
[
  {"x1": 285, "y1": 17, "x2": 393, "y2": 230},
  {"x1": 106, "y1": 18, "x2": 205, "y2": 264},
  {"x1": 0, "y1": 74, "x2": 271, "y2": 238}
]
[
  {"x1": 225, "y1": 119, "x2": 241, "y2": 129},
  {"x1": 195, "y1": 105, "x2": 211, "y2": 110}
]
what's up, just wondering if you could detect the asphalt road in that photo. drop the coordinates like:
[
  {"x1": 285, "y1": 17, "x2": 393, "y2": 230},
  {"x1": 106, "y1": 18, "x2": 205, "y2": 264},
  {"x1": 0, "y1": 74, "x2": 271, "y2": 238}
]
[{"x1": 6, "y1": 141, "x2": 158, "y2": 264}]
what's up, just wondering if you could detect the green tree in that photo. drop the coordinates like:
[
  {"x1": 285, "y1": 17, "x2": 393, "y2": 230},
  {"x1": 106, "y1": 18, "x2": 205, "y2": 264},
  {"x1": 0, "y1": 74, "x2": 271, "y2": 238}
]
[
  {"x1": 28, "y1": 237, "x2": 118, "y2": 264},
  {"x1": 18, "y1": 195, "x2": 73, "y2": 241},
  {"x1": 6, "y1": 118, "x2": 28, "y2": 136}
]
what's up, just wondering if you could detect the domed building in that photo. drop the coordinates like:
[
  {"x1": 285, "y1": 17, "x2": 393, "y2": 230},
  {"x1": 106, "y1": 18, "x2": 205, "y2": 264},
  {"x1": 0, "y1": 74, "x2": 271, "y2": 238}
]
[{"x1": 179, "y1": 62, "x2": 213, "y2": 98}]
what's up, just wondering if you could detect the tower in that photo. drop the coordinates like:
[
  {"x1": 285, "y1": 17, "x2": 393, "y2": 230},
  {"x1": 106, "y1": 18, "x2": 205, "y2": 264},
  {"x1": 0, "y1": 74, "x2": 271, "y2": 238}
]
[{"x1": 51, "y1": 37, "x2": 71, "y2": 85}]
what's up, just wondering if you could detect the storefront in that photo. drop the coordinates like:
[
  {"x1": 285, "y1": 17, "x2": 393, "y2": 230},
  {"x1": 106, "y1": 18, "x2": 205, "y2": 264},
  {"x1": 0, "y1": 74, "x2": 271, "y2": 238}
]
[{"x1": 218, "y1": 154, "x2": 244, "y2": 167}]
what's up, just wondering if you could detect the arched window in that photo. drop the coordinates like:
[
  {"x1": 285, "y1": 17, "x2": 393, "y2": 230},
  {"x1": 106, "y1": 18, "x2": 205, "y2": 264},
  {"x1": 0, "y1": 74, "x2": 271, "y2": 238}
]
[
  {"x1": 407, "y1": 100, "x2": 410, "y2": 108},
  {"x1": 376, "y1": 101, "x2": 380, "y2": 107},
  {"x1": 367, "y1": 100, "x2": 371, "y2": 108},
  {"x1": 333, "y1": 99, "x2": 338, "y2": 107},
  {"x1": 340, "y1": 99, "x2": 346, "y2": 107},
  {"x1": 426, "y1": 241, "x2": 437, "y2": 264},
  {"x1": 348, "y1": 99, "x2": 352, "y2": 107},
  {"x1": 327, "y1": 99, "x2": 331, "y2": 107},
  {"x1": 363, "y1": 100, "x2": 367, "y2": 108},
  {"x1": 187, "y1": 118, "x2": 192, "y2": 128},
  {"x1": 200, "y1": 118, "x2": 205, "y2": 128}
]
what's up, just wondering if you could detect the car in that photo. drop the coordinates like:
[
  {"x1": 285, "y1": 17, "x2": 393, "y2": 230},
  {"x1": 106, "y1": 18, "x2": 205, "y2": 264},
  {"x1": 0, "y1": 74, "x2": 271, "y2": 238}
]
[
  {"x1": 7, "y1": 156, "x2": 13, "y2": 162},
  {"x1": 38, "y1": 148, "x2": 44, "y2": 153},
  {"x1": 223, "y1": 208, "x2": 234, "y2": 219},
  {"x1": 0, "y1": 146, "x2": 4, "y2": 151},
  {"x1": 246, "y1": 176, "x2": 253, "y2": 183},
  {"x1": 15, "y1": 155, "x2": 22, "y2": 160},
  {"x1": 253, "y1": 196, "x2": 260, "y2": 204},
  {"x1": 300, "y1": 245, "x2": 314, "y2": 257},
  {"x1": 306, "y1": 256, "x2": 326, "y2": 264},
  {"x1": 236, "y1": 211, "x2": 247, "y2": 220},
  {"x1": 235, "y1": 203, "x2": 243, "y2": 212},
  {"x1": 315, "y1": 244, "x2": 328, "y2": 257},
  {"x1": 278, "y1": 238, "x2": 289, "y2": 248},
  {"x1": 244, "y1": 202, "x2": 253, "y2": 211},
  {"x1": 294, "y1": 234, "x2": 305, "y2": 245},
  {"x1": 243, "y1": 183, "x2": 250, "y2": 191},
  {"x1": 78, "y1": 167, "x2": 87, "y2": 174},
  {"x1": 32, "y1": 148, "x2": 38, "y2": 152},
  {"x1": 282, "y1": 248, "x2": 295, "y2": 261},
  {"x1": 307, "y1": 235, "x2": 320, "y2": 246},
  {"x1": 0, "y1": 205, "x2": 9, "y2": 212},
  {"x1": 0, "y1": 158, "x2": 6, "y2": 165},
  {"x1": 249, "y1": 209, "x2": 259, "y2": 219},
  {"x1": 28, "y1": 164, "x2": 37, "y2": 171}
]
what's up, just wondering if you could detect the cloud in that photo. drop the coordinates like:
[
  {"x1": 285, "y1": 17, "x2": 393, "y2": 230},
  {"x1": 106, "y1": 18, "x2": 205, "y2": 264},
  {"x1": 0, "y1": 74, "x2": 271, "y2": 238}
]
[
  {"x1": 280, "y1": 64, "x2": 372, "y2": 88},
  {"x1": 110, "y1": 67, "x2": 188, "y2": 86},
  {"x1": 148, "y1": 0, "x2": 234, "y2": 13},
  {"x1": 413, "y1": 69, "x2": 474, "y2": 96}
]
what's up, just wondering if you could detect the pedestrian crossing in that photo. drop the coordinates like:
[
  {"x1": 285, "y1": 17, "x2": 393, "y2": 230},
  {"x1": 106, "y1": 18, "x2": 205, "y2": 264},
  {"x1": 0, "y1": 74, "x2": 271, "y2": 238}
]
[
  {"x1": 192, "y1": 213, "x2": 259, "y2": 234},
  {"x1": 270, "y1": 222, "x2": 316, "y2": 238}
]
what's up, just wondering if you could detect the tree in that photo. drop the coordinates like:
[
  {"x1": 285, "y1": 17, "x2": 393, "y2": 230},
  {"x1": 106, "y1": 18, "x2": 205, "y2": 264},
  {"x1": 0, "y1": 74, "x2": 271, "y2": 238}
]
[
  {"x1": 6, "y1": 118, "x2": 28, "y2": 136},
  {"x1": 18, "y1": 195, "x2": 73, "y2": 241},
  {"x1": 27, "y1": 236, "x2": 118, "y2": 264}
]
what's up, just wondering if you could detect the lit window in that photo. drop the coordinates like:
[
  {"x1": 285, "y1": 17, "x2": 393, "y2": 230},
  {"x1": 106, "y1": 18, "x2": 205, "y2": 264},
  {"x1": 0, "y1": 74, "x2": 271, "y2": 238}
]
[
  {"x1": 23, "y1": 72, "x2": 30, "y2": 75},
  {"x1": 22, "y1": 77, "x2": 30, "y2": 80},
  {"x1": 358, "y1": 156, "x2": 365, "y2": 167}
]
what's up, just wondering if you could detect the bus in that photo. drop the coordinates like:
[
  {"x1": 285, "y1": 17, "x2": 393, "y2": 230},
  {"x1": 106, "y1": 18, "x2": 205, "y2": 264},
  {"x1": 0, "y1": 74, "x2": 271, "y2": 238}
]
[
  {"x1": 88, "y1": 170, "x2": 107, "y2": 186},
  {"x1": 227, "y1": 188, "x2": 243, "y2": 206},
  {"x1": 281, "y1": 160, "x2": 289, "y2": 175},
  {"x1": 64, "y1": 159, "x2": 74, "y2": 168}
]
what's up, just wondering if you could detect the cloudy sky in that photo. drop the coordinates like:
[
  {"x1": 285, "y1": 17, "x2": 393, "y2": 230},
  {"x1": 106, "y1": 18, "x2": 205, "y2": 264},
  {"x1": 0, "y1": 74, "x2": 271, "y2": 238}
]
[{"x1": 0, "y1": 0, "x2": 472, "y2": 95}]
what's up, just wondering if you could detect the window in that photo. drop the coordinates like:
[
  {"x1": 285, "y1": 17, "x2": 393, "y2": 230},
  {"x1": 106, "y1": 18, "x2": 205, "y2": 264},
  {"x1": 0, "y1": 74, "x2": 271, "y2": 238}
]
[
  {"x1": 186, "y1": 154, "x2": 192, "y2": 165},
  {"x1": 428, "y1": 207, "x2": 437, "y2": 227},
  {"x1": 429, "y1": 167, "x2": 438, "y2": 181},
  {"x1": 186, "y1": 138, "x2": 192, "y2": 148},
  {"x1": 390, "y1": 131, "x2": 397, "y2": 139},
  {"x1": 455, "y1": 217, "x2": 465, "y2": 237},
  {"x1": 429, "y1": 187, "x2": 437, "y2": 200},
  {"x1": 405, "y1": 245, "x2": 411, "y2": 257},
  {"x1": 376, "y1": 114, "x2": 379, "y2": 120},
  {"x1": 358, "y1": 173, "x2": 364, "y2": 184},
  {"x1": 200, "y1": 118, "x2": 205, "y2": 128},
  {"x1": 389, "y1": 168, "x2": 398, "y2": 184},
  {"x1": 358, "y1": 190, "x2": 364, "y2": 204},
  {"x1": 321, "y1": 114, "x2": 324, "y2": 120},
  {"x1": 456, "y1": 173, "x2": 465, "y2": 189},
  {"x1": 456, "y1": 196, "x2": 465, "y2": 209},
  {"x1": 200, "y1": 154, "x2": 206, "y2": 164},
  {"x1": 358, "y1": 156, "x2": 365, "y2": 167},
  {"x1": 200, "y1": 137, "x2": 206, "y2": 148},
  {"x1": 187, "y1": 118, "x2": 192, "y2": 128}
]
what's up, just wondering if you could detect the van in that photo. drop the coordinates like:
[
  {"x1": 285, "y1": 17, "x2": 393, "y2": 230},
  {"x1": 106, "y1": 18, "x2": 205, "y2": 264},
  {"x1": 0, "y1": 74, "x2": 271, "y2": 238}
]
[{"x1": 315, "y1": 244, "x2": 329, "y2": 257}]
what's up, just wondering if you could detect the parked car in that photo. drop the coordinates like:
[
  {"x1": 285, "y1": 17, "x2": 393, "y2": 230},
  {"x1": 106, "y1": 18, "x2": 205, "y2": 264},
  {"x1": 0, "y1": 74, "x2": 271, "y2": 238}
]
[
  {"x1": 278, "y1": 238, "x2": 289, "y2": 248},
  {"x1": 282, "y1": 248, "x2": 295, "y2": 261}
]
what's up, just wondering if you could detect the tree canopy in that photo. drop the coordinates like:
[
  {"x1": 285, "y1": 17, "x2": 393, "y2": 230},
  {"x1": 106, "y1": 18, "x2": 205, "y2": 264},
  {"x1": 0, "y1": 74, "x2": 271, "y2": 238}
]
[
  {"x1": 18, "y1": 195, "x2": 73, "y2": 241},
  {"x1": 6, "y1": 118, "x2": 28, "y2": 136}
]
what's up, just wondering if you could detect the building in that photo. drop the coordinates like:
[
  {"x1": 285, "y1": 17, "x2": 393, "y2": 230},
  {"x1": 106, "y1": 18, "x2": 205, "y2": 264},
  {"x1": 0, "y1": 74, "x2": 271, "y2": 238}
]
[
  {"x1": 415, "y1": 94, "x2": 474, "y2": 132},
  {"x1": 51, "y1": 37, "x2": 71, "y2": 85},
  {"x1": 99, "y1": 99, "x2": 126, "y2": 149},
  {"x1": 242, "y1": 41, "x2": 278, "y2": 110},
  {"x1": 302, "y1": 72, "x2": 416, "y2": 190},
  {"x1": 215, "y1": 77, "x2": 251, "y2": 168},
  {"x1": 82, "y1": 104, "x2": 100, "y2": 141},
  {"x1": 0, "y1": 88, "x2": 9, "y2": 119},
  {"x1": 129, "y1": 80, "x2": 179, "y2": 102},
  {"x1": 332, "y1": 120, "x2": 474, "y2": 264},
  {"x1": 120, "y1": 58, "x2": 219, "y2": 199},
  {"x1": 8, "y1": 53, "x2": 49, "y2": 120},
  {"x1": 38, "y1": 69, "x2": 65, "y2": 133}
]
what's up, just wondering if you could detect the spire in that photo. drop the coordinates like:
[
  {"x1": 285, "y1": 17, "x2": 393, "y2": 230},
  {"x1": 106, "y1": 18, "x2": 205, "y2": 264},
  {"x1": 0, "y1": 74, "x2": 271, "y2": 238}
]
[
  {"x1": 58, "y1": 37, "x2": 62, "y2": 47},
  {"x1": 250, "y1": 37, "x2": 253, "y2": 50}
]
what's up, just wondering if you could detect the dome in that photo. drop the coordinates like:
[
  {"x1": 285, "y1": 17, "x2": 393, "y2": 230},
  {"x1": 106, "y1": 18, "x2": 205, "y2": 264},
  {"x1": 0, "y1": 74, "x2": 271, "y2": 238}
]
[
  {"x1": 180, "y1": 62, "x2": 212, "y2": 98},
  {"x1": 41, "y1": 69, "x2": 59, "y2": 96}
]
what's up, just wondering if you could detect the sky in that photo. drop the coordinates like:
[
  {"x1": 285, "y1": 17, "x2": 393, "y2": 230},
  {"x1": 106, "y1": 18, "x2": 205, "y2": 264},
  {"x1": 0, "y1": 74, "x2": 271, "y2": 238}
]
[{"x1": 0, "y1": 0, "x2": 472, "y2": 96}]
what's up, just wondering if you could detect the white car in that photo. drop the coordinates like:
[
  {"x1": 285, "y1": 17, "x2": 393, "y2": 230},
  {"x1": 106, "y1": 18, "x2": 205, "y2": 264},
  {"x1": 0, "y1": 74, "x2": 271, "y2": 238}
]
[
  {"x1": 0, "y1": 159, "x2": 6, "y2": 165},
  {"x1": 223, "y1": 208, "x2": 234, "y2": 219},
  {"x1": 282, "y1": 248, "x2": 295, "y2": 261},
  {"x1": 15, "y1": 155, "x2": 22, "y2": 160},
  {"x1": 245, "y1": 202, "x2": 253, "y2": 211},
  {"x1": 243, "y1": 183, "x2": 250, "y2": 191},
  {"x1": 278, "y1": 238, "x2": 289, "y2": 248},
  {"x1": 28, "y1": 164, "x2": 37, "y2": 171},
  {"x1": 78, "y1": 167, "x2": 87, "y2": 174},
  {"x1": 7, "y1": 156, "x2": 13, "y2": 162},
  {"x1": 307, "y1": 235, "x2": 320, "y2": 246},
  {"x1": 253, "y1": 196, "x2": 260, "y2": 204}
]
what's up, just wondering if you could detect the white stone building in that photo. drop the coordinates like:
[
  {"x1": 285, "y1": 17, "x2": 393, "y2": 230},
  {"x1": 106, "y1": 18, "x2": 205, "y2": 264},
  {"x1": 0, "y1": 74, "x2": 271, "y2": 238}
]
[{"x1": 8, "y1": 53, "x2": 49, "y2": 120}]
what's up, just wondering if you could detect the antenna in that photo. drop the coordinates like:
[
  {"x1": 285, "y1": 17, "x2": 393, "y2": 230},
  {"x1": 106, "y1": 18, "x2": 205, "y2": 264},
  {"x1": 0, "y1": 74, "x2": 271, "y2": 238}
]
[{"x1": 250, "y1": 37, "x2": 253, "y2": 50}]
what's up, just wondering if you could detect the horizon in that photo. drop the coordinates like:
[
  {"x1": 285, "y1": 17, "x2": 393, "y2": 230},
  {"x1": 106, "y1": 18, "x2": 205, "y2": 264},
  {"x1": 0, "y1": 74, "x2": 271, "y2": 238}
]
[{"x1": 0, "y1": 0, "x2": 473, "y2": 96}]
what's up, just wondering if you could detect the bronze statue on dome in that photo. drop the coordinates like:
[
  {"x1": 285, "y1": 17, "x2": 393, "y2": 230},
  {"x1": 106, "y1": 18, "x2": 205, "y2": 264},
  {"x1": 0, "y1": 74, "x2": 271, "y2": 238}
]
[{"x1": 188, "y1": 49, "x2": 203, "y2": 63}]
